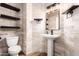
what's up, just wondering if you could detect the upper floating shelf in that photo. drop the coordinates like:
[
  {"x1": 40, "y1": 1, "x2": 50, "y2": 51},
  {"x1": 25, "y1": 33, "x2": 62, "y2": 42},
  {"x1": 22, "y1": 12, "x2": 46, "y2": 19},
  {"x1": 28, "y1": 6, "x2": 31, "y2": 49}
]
[
  {"x1": 0, "y1": 14, "x2": 20, "y2": 20},
  {"x1": 0, "y1": 3, "x2": 20, "y2": 12},
  {"x1": 62, "y1": 5, "x2": 79, "y2": 14}
]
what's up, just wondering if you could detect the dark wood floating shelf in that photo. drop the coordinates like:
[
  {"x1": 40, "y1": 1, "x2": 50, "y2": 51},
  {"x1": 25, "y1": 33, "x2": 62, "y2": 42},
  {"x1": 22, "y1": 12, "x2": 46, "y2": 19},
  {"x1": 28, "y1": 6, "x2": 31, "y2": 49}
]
[
  {"x1": 0, "y1": 14, "x2": 20, "y2": 20},
  {"x1": 0, "y1": 26, "x2": 20, "y2": 29},
  {"x1": 63, "y1": 5, "x2": 79, "y2": 14},
  {"x1": 0, "y1": 3, "x2": 20, "y2": 12}
]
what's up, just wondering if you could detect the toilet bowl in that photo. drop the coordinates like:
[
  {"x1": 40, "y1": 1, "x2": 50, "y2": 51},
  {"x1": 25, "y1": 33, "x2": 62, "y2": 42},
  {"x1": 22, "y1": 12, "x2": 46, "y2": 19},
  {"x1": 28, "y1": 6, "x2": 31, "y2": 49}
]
[
  {"x1": 6, "y1": 36, "x2": 21, "y2": 56},
  {"x1": 8, "y1": 45, "x2": 21, "y2": 56}
]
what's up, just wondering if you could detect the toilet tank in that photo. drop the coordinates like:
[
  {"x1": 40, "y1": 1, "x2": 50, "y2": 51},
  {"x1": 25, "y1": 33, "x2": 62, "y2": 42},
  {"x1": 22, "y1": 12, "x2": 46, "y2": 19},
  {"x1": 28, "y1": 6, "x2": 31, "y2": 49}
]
[{"x1": 6, "y1": 36, "x2": 19, "y2": 47}]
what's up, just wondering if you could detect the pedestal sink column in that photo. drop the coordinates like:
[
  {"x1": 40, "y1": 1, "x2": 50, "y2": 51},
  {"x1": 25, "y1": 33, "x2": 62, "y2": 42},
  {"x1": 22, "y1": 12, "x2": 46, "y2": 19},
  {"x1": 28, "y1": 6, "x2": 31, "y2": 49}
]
[
  {"x1": 47, "y1": 38, "x2": 53, "y2": 56},
  {"x1": 41, "y1": 34, "x2": 60, "y2": 56}
]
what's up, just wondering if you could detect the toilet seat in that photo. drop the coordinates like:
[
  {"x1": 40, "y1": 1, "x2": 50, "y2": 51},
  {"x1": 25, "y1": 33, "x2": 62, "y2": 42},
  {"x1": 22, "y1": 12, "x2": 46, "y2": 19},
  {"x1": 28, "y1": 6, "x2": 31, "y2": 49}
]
[{"x1": 8, "y1": 45, "x2": 21, "y2": 54}]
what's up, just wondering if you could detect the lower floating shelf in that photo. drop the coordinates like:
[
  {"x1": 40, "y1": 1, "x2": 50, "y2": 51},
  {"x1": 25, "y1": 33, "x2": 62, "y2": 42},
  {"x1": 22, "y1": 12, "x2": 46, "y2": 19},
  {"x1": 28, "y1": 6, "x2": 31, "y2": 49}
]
[{"x1": 0, "y1": 26, "x2": 20, "y2": 29}]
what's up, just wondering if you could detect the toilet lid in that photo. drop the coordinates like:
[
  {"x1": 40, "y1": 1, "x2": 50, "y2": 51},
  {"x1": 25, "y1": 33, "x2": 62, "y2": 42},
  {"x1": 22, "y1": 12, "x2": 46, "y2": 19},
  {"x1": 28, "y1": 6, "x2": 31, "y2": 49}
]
[{"x1": 8, "y1": 45, "x2": 21, "y2": 52}]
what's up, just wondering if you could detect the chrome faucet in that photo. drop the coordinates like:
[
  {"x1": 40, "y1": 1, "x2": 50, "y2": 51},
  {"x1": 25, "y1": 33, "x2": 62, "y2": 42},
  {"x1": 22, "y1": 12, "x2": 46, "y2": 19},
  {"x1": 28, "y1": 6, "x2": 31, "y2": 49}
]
[{"x1": 51, "y1": 29, "x2": 53, "y2": 35}]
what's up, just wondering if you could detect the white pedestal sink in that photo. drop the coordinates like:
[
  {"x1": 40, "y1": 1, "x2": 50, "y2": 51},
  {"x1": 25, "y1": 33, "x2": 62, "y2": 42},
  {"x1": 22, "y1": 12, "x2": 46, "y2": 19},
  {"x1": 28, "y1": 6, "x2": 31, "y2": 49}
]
[{"x1": 41, "y1": 34, "x2": 60, "y2": 56}]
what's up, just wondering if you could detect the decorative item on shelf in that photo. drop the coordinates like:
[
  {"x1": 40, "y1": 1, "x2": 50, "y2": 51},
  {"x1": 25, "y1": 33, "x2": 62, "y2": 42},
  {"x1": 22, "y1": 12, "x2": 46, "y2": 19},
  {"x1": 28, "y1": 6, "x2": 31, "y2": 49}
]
[
  {"x1": 0, "y1": 3, "x2": 20, "y2": 12},
  {"x1": 66, "y1": 11, "x2": 73, "y2": 19},
  {"x1": 0, "y1": 14, "x2": 20, "y2": 20},
  {"x1": 34, "y1": 18, "x2": 42, "y2": 22},
  {"x1": 62, "y1": 5, "x2": 79, "y2": 18}
]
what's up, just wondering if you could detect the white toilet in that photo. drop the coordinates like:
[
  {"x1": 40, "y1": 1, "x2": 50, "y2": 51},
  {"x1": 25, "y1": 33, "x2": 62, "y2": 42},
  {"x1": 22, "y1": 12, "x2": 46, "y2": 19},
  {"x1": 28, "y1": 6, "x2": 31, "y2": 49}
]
[{"x1": 6, "y1": 36, "x2": 21, "y2": 56}]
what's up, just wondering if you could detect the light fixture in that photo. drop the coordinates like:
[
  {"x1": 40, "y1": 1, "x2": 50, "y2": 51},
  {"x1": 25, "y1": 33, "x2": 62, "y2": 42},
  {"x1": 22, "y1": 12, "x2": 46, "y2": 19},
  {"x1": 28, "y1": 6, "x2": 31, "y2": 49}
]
[{"x1": 46, "y1": 3, "x2": 60, "y2": 14}]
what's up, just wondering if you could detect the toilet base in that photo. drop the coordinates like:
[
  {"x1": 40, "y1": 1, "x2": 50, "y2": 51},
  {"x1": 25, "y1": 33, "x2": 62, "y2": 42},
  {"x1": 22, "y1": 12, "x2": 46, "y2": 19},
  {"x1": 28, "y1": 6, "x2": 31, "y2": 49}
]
[
  {"x1": 8, "y1": 45, "x2": 21, "y2": 56},
  {"x1": 9, "y1": 53, "x2": 19, "y2": 56}
]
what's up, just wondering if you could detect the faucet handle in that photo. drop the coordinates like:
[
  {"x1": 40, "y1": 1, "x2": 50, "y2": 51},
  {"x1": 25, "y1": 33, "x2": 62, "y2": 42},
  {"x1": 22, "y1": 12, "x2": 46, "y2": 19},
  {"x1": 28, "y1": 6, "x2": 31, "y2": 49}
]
[{"x1": 0, "y1": 37, "x2": 1, "y2": 39}]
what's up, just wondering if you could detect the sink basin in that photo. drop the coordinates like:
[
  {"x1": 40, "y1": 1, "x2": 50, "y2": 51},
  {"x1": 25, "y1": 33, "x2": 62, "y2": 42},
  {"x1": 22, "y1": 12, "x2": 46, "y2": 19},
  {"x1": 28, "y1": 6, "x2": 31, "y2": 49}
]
[
  {"x1": 41, "y1": 34, "x2": 60, "y2": 39},
  {"x1": 41, "y1": 34, "x2": 60, "y2": 56}
]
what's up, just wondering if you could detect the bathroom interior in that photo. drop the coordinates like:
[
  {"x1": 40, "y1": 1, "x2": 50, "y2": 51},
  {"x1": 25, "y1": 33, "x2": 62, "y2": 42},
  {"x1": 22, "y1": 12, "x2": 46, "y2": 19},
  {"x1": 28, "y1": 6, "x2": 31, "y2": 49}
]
[{"x1": 0, "y1": 3, "x2": 79, "y2": 56}]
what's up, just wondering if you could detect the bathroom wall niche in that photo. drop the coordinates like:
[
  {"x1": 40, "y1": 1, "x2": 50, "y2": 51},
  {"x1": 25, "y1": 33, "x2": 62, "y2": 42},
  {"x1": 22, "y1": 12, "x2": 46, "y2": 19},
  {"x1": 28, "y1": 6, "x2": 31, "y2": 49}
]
[{"x1": 46, "y1": 9, "x2": 60, "y2": 31}]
